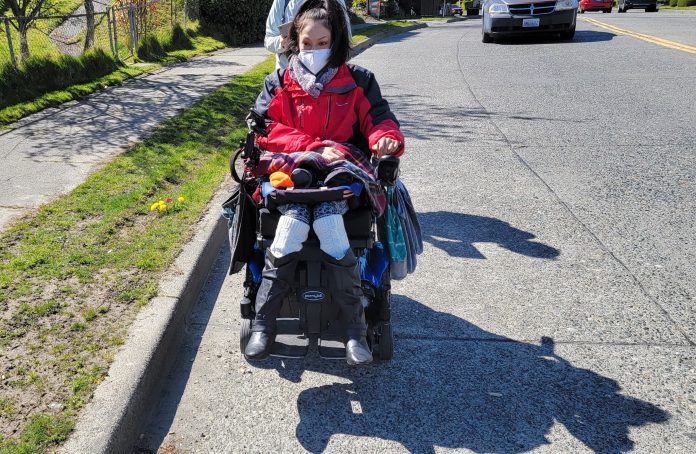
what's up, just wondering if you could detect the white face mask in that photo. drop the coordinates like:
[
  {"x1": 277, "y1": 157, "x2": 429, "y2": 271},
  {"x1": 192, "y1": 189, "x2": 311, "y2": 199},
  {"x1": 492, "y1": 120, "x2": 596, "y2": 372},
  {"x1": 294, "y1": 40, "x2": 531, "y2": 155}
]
[{"x1": 298, "y1": 49, "x2": 331, "y2": 74}]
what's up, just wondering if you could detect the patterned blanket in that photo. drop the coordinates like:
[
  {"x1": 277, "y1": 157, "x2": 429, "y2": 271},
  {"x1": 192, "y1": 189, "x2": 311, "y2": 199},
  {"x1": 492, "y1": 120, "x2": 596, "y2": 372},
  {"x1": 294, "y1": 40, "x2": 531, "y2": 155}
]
[{"x1": 248, "y1": 143, "x2": 386, "y2": 215}]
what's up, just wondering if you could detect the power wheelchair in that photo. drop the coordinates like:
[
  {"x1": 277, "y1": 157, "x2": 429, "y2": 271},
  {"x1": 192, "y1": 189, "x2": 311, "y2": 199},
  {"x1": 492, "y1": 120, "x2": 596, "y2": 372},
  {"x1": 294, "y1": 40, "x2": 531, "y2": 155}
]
[{"x1": 226, "y1": 111, "x2": 398, "y2": 361}]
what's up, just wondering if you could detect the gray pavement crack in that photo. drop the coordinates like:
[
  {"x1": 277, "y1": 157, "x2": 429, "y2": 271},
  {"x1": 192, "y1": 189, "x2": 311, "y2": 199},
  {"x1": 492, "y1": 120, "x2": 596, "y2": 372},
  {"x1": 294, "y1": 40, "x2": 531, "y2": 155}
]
[{"x1": 455, "y1": 28, "x2": 695, "y2": 347}]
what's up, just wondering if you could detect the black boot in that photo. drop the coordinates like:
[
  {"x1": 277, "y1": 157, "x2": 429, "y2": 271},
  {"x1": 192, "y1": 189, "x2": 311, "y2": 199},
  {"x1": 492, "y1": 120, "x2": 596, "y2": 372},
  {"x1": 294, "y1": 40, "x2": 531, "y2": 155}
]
[
  {"x1": 244, "y1": 251, "x2": 299, "y2": 360},
  {"x1": 322, "y1": 250, "x2": 373, "y2": 366}
]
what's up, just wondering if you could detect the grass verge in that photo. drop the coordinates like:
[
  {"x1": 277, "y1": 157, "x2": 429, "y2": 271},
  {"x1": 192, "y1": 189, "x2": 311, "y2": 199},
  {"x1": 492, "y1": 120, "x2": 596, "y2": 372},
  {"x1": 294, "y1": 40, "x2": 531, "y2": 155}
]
[
  {"x1": 352, "y1": 20, "x2": 418, "y2": 43},
  {"x1": 0, "y1": 55, "x2": 275, "y2": 454},
  {"x1": 0, "y1": 49, "x2": 121, "y2": 110},
  {"x1": 0, "y1": 63, "x2": 155, "y2": 126},
  {"x1": 0, "y1": 27, "x2": 227, "y2": 127}
]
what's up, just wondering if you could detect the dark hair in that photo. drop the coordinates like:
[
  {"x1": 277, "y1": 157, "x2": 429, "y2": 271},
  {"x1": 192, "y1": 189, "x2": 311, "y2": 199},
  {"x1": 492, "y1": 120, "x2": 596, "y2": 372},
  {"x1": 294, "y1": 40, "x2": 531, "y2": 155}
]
[{"x1": 284, "y1": 0, "x2": 351, "y2": 68}]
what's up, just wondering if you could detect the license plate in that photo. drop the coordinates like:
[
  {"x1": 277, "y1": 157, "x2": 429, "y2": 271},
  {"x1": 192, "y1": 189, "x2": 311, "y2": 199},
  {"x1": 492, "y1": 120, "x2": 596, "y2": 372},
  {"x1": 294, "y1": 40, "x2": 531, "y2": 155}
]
[{"x1": 523, "y1": 18, "x2": 540, "y2": 28}]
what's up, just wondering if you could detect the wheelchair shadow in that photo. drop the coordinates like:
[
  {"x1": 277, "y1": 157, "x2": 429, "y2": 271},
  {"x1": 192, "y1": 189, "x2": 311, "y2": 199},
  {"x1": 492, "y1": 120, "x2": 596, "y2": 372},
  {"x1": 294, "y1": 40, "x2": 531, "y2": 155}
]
[
  {"x1": 419, "y1": 211, "x2": 560, "y2": 259},
  {"x1": 256, "y1": 296, "x2": 669, "y2": 453}
]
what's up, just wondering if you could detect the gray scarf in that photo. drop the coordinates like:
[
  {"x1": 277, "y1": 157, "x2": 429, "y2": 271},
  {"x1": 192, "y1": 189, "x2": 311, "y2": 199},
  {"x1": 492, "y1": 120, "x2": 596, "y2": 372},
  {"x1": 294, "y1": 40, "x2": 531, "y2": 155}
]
[{"x1": 289, "y1": 55, "x2": 339, "y2": 98}]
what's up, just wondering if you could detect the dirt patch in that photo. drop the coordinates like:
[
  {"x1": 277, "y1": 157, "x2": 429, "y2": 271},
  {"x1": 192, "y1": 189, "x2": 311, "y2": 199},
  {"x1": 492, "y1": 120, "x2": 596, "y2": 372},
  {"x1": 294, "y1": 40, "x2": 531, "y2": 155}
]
[{"x1": 0, "y1": 268, "x2": 148, "y2": 440}]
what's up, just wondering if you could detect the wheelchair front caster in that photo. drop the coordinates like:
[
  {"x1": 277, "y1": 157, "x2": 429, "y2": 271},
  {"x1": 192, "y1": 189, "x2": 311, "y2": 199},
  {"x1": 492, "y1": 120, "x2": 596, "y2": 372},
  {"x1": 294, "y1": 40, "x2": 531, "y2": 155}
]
[
  {"x1": 370, "y1": 322, "x2": 394, "y2": 361},
  {"x1": 240, "y1": 318, "x2": 253, "y2": 353}
]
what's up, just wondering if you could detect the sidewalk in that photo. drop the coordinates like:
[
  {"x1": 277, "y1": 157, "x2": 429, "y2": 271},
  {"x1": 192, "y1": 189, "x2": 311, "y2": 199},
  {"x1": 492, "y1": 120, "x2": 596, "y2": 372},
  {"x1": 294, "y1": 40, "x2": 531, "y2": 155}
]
[
  {"x1": 0, "y1": 44, "x2": 270, "y2": 230},
  {"x1": 57, "y1": 22, "x2": 428, "y2": 453}
]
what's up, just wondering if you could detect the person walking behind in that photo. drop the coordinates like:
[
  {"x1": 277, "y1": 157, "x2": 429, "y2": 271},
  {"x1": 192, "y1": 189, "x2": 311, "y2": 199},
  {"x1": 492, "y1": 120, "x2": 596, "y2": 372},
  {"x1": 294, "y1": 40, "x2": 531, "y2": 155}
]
[{"x1": 265, "y1": 0, "x2": 351, "y2": 70}]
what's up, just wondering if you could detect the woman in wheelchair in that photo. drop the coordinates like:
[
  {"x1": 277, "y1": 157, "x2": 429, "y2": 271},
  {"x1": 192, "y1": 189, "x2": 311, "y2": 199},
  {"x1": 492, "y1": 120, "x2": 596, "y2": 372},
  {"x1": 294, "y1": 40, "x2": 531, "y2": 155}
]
[{"x1": 243, "y1": 0, "x2": 404, "y2": 365}]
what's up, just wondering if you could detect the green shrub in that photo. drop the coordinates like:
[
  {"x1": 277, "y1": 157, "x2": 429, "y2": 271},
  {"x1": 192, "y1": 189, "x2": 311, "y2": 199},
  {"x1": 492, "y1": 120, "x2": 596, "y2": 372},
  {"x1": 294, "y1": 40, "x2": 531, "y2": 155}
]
[
  {"x1": 137, "y1": 25, "x2": 194, "y2": 61},
  {"x1": 382, "y1": 0, "x2": 402, "y2": 17},
  {"x1": 352, "y1": 0, "x2": 367, "y2": 7},
  {"x1": 171, "y1": 25, "x2": 194, "y2": 49},
  {"x1": 0, "y1": 49, "x2": 119, "y2": 109},
  {"x1": 669, "y1": 0, "x2": 678, "y2": 5},
  {"x1": 676, "y1": 0, "x2": 696, "y2": 6},
  {"x1": 348, "y1": 9, "x2": 366, "y2": 23},
  {"x1": 198, "y1": 0, "x2": 273, "y2": 45}
]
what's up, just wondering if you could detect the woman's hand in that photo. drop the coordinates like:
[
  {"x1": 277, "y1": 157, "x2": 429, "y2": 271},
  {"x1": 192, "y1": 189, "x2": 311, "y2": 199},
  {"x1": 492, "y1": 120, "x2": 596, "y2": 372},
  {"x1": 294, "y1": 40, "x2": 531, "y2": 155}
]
[
  {"x1": 317, "y1": 146, "x2": 344, "y2": 162},
  {"x1": 371, "y1": 137, "x2": 401, "y2": 157}
]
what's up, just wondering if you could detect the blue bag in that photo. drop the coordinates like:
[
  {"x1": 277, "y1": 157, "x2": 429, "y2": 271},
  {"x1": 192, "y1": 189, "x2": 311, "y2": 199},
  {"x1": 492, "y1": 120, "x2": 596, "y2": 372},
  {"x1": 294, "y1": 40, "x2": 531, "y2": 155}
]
[{"x1": 385, "y1": 186, "x2": 408, "y2": 280}]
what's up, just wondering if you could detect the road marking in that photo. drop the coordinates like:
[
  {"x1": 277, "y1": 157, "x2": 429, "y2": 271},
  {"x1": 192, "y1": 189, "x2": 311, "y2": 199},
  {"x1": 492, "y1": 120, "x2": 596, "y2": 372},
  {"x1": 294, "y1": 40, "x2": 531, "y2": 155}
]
[{"x1": 581, "y1": 17, "x2": 696, "y2": 56}]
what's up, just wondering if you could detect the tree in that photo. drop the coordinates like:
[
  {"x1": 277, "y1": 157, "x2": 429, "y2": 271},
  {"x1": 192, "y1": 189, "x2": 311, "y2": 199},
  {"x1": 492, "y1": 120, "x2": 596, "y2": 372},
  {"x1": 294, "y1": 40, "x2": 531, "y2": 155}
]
[
  {"x1": 6, "y1": 0, "x2": 54, "y2": 61},
  {"x1": 84, "y1": 0, "x2": 94, "y2": 51}
]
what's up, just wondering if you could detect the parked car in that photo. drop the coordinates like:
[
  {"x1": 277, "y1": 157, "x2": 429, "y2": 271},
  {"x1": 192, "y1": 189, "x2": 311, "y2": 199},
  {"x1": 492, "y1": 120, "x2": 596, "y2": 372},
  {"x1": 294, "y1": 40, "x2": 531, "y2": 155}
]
[
  {"x1": 617, "y1": 0, "x2": 658, "y2": 12},
  {"x1": 578, "y1": 0, "x2": 612, "y2": 13},
  {"x1": 451, "y1": 3, "x2": 464, "y2": 14},
  {"x1": 482, "y1": 0, "x2": 578, "y2": 43}
]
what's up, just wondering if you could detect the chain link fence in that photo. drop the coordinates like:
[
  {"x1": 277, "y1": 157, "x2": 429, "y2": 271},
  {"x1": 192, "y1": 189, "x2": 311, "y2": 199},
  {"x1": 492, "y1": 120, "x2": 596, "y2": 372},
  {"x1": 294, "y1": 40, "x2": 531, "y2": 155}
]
[{"x1": 1, "y1": 0, "x2": 197, "y2": 68}]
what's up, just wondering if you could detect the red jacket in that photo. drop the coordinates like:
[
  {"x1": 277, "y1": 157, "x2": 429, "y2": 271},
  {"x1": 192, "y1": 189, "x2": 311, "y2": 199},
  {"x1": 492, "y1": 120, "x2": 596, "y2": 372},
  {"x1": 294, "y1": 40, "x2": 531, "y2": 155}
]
[{"x1": 253, "y1": 64, "x2": 405, "y2": 158}]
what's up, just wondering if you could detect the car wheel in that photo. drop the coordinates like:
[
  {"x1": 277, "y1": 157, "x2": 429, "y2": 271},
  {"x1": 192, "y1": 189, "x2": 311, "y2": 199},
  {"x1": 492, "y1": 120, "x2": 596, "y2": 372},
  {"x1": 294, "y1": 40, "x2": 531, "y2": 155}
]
[
  {"x1": 560, "y1": 27, "x2": 576, "y2": 41},
  {"x1": 482, "y1": 32, "x2": 493, "y2": 43},
  {"x1": 579, "y1": 7, "x2": 585, "y2": 13},
  {"x1": 646, "y1": 5, "x2": 657, "y2": 11}
]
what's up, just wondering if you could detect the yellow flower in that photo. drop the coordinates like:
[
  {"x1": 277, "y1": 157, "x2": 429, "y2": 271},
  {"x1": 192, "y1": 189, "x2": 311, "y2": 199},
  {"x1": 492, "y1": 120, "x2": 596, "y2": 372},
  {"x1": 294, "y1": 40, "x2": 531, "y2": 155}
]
[
  {"x1": 158, "y1": 203, "x2": 167, "y2": 212},
  {"x1": 178, "y1": 196, "x2": 185, "y2": 203},
  {"x1": 150, "y1": 202, "x2": 159, "y2": 212}
]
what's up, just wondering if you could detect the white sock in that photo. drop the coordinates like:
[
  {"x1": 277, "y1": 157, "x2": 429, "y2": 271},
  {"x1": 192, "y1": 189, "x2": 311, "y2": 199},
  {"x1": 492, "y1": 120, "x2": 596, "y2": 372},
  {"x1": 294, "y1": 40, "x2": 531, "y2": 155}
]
[
  {"x1": 269, "y1": 215, "x2": 310, "y2": 257},
  {"x1": 314, "y1": 214, "x2": 350, "y2": 260}
]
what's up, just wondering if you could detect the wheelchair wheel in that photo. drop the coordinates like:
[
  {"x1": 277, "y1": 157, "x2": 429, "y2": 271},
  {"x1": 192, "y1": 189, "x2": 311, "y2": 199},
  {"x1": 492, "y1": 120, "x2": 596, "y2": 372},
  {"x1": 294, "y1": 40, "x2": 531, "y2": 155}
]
[
  {"x1": 373, "y1": 322, "x2": 394, "y2": 361},
  {"x1": 239, "y1": 318, "x2": 253, "y2": 353}
]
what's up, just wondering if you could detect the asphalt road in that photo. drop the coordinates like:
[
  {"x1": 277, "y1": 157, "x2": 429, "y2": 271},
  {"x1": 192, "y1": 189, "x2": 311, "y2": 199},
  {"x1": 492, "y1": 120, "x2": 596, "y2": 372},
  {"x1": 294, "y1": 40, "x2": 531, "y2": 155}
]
[
  {"x1": 137, "y1": 17, "x2": 696, "y2": 453},
  {"x1": 578, "y1": 9, "x2": 696, "y2": 47}
]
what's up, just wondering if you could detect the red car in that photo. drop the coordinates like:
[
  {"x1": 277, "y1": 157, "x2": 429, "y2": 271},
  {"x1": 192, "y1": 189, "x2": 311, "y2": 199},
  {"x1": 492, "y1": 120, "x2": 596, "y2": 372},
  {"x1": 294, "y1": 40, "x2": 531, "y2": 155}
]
[{"x1": 579, "y1": 0, "x2": 613, "y2": 13}]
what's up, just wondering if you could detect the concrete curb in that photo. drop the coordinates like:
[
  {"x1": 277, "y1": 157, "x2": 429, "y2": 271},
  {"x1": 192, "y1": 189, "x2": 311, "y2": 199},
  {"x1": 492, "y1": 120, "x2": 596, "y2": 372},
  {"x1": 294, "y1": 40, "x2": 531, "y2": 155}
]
[
  {"x1": 61, "y1": 24, "x2": 427, "y2": 454},
  {"x1": 60, "y1": 187, "x2": 229, "y2": 454}
]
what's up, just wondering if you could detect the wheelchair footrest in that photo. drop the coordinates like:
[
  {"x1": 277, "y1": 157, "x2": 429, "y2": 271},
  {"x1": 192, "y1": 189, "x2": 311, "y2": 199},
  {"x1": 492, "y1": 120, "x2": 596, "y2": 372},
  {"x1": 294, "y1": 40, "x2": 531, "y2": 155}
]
[
  {"x1": 318, "y1": 336, "x2": 346, "y2": 359},
  {"x1": 269, "y1": 319, "x2": 309, "y2": 358}
]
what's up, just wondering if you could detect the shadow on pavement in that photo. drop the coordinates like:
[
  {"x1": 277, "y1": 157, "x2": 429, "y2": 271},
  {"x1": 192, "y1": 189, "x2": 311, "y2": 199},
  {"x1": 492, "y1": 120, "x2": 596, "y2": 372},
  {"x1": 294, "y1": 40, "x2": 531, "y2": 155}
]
[
  {"x1": 258, "y1": 296, "x2": 669, "y2": 453},
  {"x1": 374, "y1": 29, "x2": 425, "y2": 46},
  {"x1": 419, "y1": 211, "x2": 560, "y2": 259},
  {"x1": 382, "y1": 90, "x2": 587, "y2": 144},
  {"x1": 494, "y1": 30, "x2": 616, "y2": 45}
]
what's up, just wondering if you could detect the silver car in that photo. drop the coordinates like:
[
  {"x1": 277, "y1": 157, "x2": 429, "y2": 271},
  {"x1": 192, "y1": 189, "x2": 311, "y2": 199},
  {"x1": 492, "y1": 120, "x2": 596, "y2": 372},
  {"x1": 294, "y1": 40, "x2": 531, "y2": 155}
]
[{"x1": 482, "y1": 0, "x2": 578, "y2": 43}]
